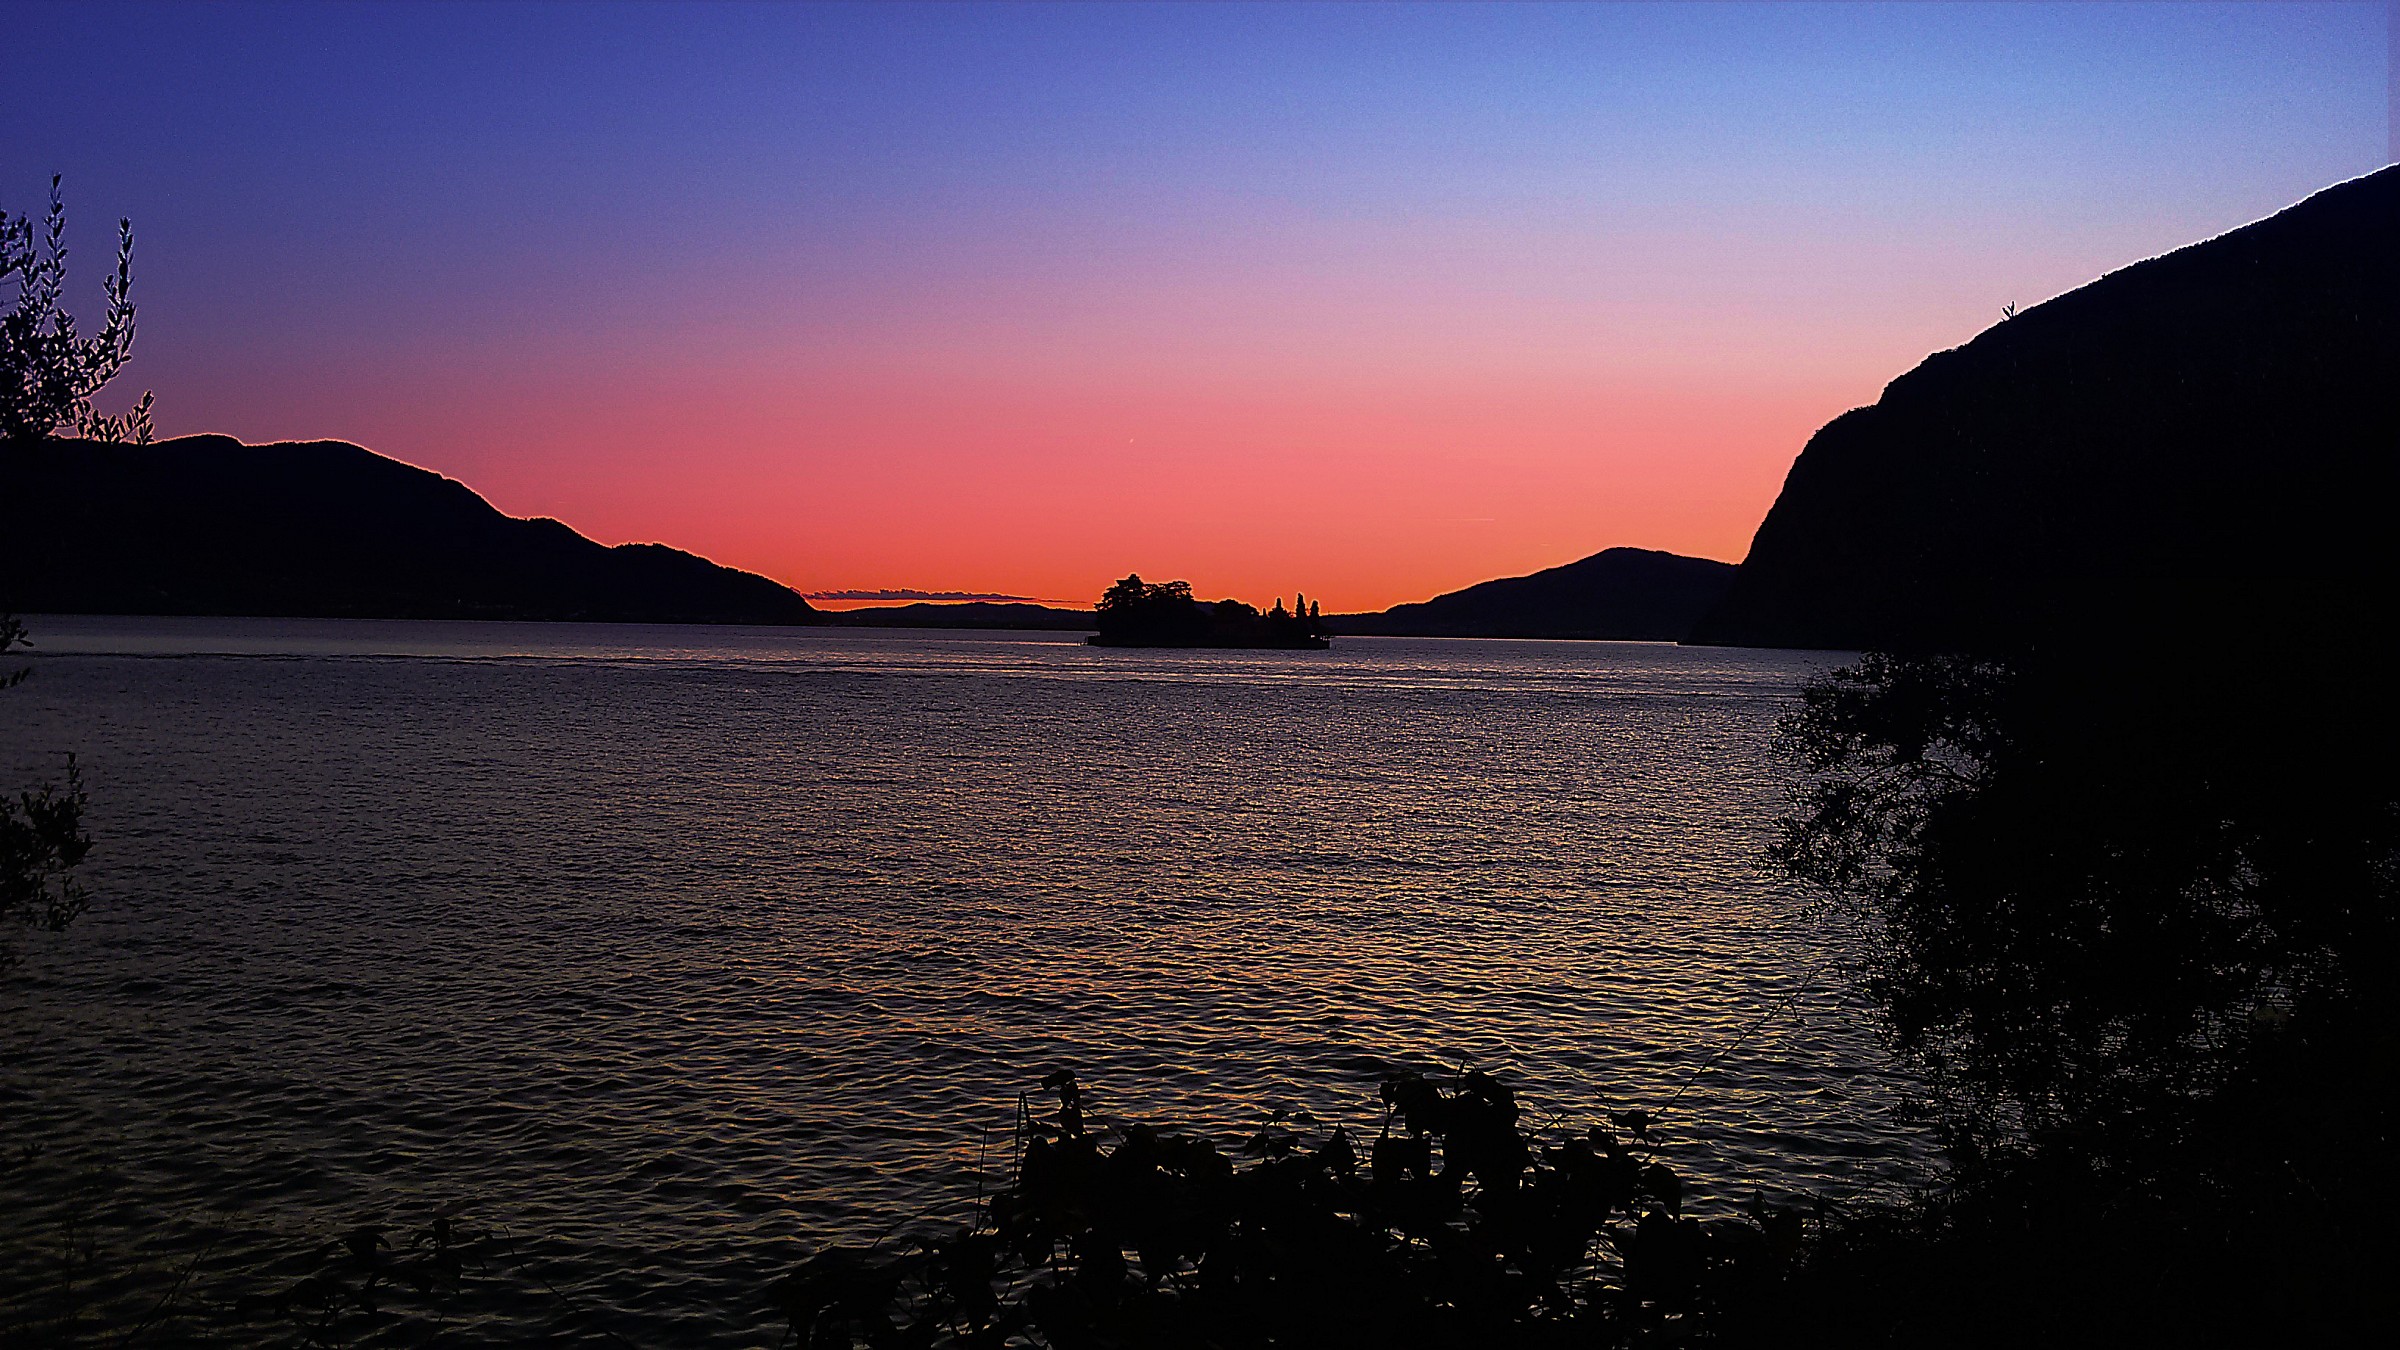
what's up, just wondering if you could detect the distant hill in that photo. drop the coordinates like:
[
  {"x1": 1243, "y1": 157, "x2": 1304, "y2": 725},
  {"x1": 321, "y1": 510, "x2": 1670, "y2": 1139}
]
[
  {"x1": 0, "y1": 435, "x2": 822, "y2": 625},
  {"x1": 1690, "y1": 165, "x2": 2400, "y2": 653},
  {"x1": 1331, "y1": 548, "x2": 1736, "y2": 641},
  {"x1": 824, "y1": 601, "x2": 1095, "y2": 630}
]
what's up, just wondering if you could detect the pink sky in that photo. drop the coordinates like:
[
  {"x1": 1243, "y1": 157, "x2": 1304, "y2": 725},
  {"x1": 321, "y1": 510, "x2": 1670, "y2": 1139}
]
[{"x1": 13, "y1": 3, "x2": 2387, "y2": 612}]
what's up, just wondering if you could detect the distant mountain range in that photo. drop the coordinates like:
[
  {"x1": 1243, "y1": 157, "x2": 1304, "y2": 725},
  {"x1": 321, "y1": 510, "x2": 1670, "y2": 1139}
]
[
  {"x1": 1690, "y1": 164, "x2": 2399, "y2": 652},
  {"x1": 16, "y1": 169, "x2": 2384, "y2": 646},
  {"x1": 0, "y1": 436, "x2": 820, "y2": 625},
  {"x1": 1331, "y1": 548, "x2": 1735, "y2": 641},
  {"x1": 0, "y1": 430, "x2": 1738, "y2": 641},
  {"x1": 824, "y1": 547, "x2": 1743, "y2": 641},
  {"x1": 824, "y1": 601, "x2": 1094, "y2": 630}
]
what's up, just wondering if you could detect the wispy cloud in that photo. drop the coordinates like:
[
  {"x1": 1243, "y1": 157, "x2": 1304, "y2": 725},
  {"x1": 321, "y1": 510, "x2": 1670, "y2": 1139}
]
[{"x1": 804, "y1": 588, "x2": 1076, "y2": 605}]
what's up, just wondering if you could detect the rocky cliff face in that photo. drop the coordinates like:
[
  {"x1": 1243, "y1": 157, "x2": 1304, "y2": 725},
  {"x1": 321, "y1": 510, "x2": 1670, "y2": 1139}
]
[
  {"x1": 0, "y1": 435, "x2": 822, "y2": 625},
  {"x1": 1690, "y1": 166, "x2": 2400, "y2": 654}
]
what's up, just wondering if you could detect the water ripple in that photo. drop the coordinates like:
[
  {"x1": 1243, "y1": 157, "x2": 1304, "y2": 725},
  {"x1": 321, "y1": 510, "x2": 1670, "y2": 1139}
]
[{"x1": 0, "y1": 617, "x2": 1920, "y2": 1346}]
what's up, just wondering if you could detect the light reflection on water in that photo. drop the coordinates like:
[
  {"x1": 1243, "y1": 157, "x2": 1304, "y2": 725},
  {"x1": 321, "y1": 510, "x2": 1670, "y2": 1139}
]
[{"x1": 0, "y1": 617, "x2": 1920, "y2": 1345}]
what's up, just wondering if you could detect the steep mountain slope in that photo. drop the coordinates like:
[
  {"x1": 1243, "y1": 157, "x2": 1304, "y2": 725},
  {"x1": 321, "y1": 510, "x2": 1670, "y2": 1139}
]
[
  {"x1": 1333, "y1": 548, "x2": 1735, "y2": 641},
  {"x1": 1689, "y1": 165, "x2": 2400, "y2": 652},
  {"x1": 1, "y1": 435, "x2": 822, "y2": 625}
]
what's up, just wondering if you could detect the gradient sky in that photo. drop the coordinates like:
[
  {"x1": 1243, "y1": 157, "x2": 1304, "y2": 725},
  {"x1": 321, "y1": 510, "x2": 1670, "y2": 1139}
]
[{"x1": 5, "y1": 2, "x2": 2388, "y2": 611}]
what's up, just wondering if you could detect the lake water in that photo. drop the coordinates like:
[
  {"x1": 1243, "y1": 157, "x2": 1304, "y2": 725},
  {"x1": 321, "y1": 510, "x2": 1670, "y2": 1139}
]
[{"x1": 0, "y1": 617, "x2": 1922, "y2": 1345}]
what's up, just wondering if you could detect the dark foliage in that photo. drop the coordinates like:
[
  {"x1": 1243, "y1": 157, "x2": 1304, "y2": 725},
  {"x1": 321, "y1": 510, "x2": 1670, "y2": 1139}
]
[
  {"x1": 1093, "y1": 576, "x2": 1330, "y2": 649},
  {"x1": 772, "y1": 1069, "x2": 1807, "y2": 1350},
  {"x1": 5, "y1": 1071, "x2": 1817, "y2": 1347},
  {"x1": 1332, "y1": 548, "x2": 1734, "y2": 642},
  {"x1": 0, "y1": 436, "x2": 822, "y2": 624},
  {"x1": 2, "y1": 176, "x2": 153, "y2": 445},
  {"x1": 1694, "y1": 164, "x2": 2400, "y2": 1345},
  {"x1": 1769, "y1": 648, "x2": 2397, "y2": 1345},
  {"x1": 0, "y1": 615, "x2": 89, "y2": 975}
]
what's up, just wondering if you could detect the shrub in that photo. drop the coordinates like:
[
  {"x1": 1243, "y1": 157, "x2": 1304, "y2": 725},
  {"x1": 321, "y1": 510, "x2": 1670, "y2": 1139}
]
[
  {"x1": 0, "y1": 616, "x2": 89, "y2": 974},
  {"x1": 2, "y1": 176, "x2": 153, "y2": 445},
  {"x1": 772, "y1": 1069, "x2": 1804, "y2": 1349},
  {"x1": 1769, "y1": 649, "x2": 2398, "y2": 1345}
]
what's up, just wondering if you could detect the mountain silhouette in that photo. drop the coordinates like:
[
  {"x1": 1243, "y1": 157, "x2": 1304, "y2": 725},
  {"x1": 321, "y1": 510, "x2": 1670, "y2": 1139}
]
[
  {"x1": 1689, "y1": 165, "x2": 2400, "y2": 653},
  {"x1": 1331, "y1": 548, "x2": 1735, "y2": 641},
  {"x1": 824, "y1": 601, "x2": 1095, "y2": 630},
  {"x1": 1, "y1": 435, "x2": 822, "y2": 624}
]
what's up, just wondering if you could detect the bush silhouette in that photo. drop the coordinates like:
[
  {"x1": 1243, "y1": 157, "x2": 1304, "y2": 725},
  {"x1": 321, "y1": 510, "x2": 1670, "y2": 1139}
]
[
  {"x1": 2, "y1": 176, "x2": 153, "y2": 445},
  {"x1": 1768, "y1": 649, "x2": 2396, "y2": 1345},
  {"x1": 772, "y1": 1069, "x2": 1806, "y2": 1350},
  {"x1": 0, "y1": 615, "x2": 89, "y2": 975}
]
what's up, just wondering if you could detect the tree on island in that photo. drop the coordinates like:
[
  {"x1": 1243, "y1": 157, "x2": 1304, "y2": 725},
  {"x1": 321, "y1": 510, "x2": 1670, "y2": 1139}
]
[
  {"x1": 2, "y1": 175, "x2": 154, "y2": 444},
  {"x1": 1093, "y1": 574, "x2": 1331, "y2": 648}
]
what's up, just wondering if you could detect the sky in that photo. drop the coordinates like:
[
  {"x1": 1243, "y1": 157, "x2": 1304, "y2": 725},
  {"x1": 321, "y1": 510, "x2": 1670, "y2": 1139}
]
[{"x1": 5, "y1": 2, "x2": 2388, "y2": 612}]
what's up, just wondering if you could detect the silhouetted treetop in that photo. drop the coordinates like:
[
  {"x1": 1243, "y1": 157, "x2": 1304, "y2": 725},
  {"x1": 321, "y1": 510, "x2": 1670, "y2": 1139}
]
[
  {"x1": 773, "y1": 1068, "x2": 1809, "y2": 1350},
  {"x1": 1092, "y1": 574, "x2": 1331, "y2": 648},
  {"x1": 2, "y1": 175, "x2": 153, "y2": 444}
]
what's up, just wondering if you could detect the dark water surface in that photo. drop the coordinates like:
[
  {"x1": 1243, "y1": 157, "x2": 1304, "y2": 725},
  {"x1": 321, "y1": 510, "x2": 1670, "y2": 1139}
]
[{"x1": 0, "y1": 618, "x2": 1922, "y2": 1344}]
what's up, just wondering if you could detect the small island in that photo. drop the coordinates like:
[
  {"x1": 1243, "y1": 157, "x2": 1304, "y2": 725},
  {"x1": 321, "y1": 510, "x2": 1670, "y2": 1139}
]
[{"x1": 1090, "y1": 574, "x2": 1332, "y2": 649}]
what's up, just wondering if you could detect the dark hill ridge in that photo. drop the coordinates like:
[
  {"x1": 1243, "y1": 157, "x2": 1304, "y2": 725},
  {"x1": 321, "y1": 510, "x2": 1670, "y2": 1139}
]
[
  {"x1": 0, "y1": 435, "x2": 822, "y2": 624},
  {"x1": 1332, "y1": 548, "x2": 1735, "y2": 641},
  {"x1": 1690, "y1": 165, "x2": 2400, "y2": 653},
  {"x1": 824, "y1": 601, "x2": 1095, "y2": 630}
]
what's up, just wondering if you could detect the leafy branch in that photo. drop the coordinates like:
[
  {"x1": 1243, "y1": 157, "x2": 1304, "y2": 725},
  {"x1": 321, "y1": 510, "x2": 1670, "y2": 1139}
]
[{"x1": 2, "y1": 176, "x2": 154, "y2": 445}]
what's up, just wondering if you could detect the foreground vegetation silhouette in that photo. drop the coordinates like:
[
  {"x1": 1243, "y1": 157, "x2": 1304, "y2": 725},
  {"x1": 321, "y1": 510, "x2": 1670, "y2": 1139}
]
[
  {"x1": 2, "y1": 1066, "x2": 1812, "y2": 1347},
  {"x1": 2, "y1": 176, "x2": 153, "y2": 445},
  {"x1": 0, "y1": 616, "x2": 88, "y2": 975},
  {"x1": 2, "y1": 175, "x2": 133, "y2": 955},
  {"x1": 761, "y1": 648, "x2": 2393, "y2": 1350},
  {"x1": 1755, "y1": 645, "x2": 2394, "y2": 1347},
  {"x1": 771, "y1": 1068, "x2": 1807, "y2": 1350}
]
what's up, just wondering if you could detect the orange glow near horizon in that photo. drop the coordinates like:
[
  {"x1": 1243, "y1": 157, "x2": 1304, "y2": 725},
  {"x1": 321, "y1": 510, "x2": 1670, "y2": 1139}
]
[
  {"x1": 144, "y1": 210, "x2": 2116, "y2": 614},
  {"x1": 166, "y1": 355, "x2": 1877, "y2": 615},
  {"x1": 41, "y1": 2, "x2": 2377, "y2": 616}
]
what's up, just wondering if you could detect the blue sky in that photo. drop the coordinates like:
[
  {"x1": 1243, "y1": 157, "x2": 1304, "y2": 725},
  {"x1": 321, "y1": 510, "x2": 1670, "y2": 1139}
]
[{"x1": 4, "y1": 2, "x2": 2387, "y2": 605}]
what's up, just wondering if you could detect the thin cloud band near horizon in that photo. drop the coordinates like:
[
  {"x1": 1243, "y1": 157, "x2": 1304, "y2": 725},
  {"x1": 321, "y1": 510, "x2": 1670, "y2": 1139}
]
[{"x1": 803, "y1": 588, "x2": 1084, "y2": 606}]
